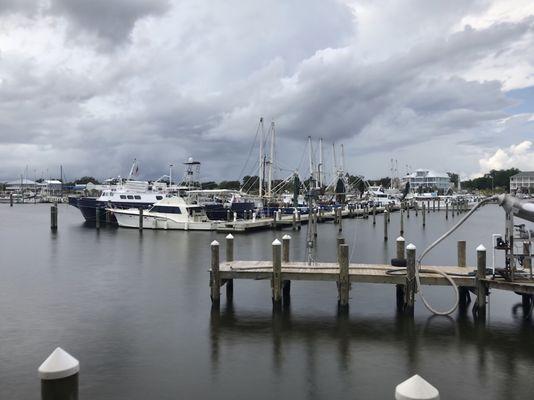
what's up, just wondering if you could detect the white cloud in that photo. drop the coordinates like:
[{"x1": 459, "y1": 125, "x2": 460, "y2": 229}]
[{"x1": 478, "y1": 140, "x2": 534, "y2": 174}]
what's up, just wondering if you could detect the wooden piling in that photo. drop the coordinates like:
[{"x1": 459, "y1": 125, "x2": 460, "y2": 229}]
[
  {"x1": 338, "y1": 208, "x2": 343, "y2": 233},
  {"x1": 433, "y1": 199, "x2": 436, "y2": 212},
  {"x1": 445, "y1": 202, "x2": 449, "y2": 220},
  {"x1": 524, "y1": 242, "x2": 532, "y2": 279},
  {"x1": 227, "y1": 210, "x2": 231, "y2": 222},
  {"x1": 292, "y1": 210, "x2": 297, "y2": 231},
  {"x1": 313, "y1": 210, "x2": 318, "y2": 238},
  {"x1": 406, "y1": 203, "x2": 410, "y2": 218},
  {"x1": 297, "y1": 210, "x2": 301, "y2": 230},
  {"x1": 422, "y1": 203, "x2": 426, "y2": 228},
  {"x1": 95, "y1": 208, "x2": 101, "y2": 230},
  {"x1": 50, "y1": 204, "x2": 58, "y2": 231},
  {"x1": 9, "y1": 193, "x2": 13, "y2": 207},
  {"x1": 384, "y1": 211, "x2": 388, "y2": 241},
  {"x1": 437, "y1": 198, "x2": 440, "y2": 211},
  {"x1": 272, "y1": 239, "x2": 282, "y2": 308},
  {"x1": 338, "y1": 244, "x2": 349, "y2": 309},
  {"x1": 387, "y1": 206, "x2": 391, "y2": 222},
  {"x1": 337, "y1": 237, "x2": 345, "y2": 264},
  {"x1": 400, "y1": 209, "x2": 404, "y2": 236},
  {"x1": 415, "y1": 201, "x2": 418, "y2": 217},
  {"x1": 282, "y1": 234, "x2": 291, "y2": 301},
  {"x1": 396, "y1": 236, "x2": 405, "y2": 260},
  {"x1": 457, "y1": 241, "x2": 466, "y2": 268},
  {"x1": 138, "y1": 208, "x2": 143, "y2": 230},
  {"x1": 225, "y1": 234, "x2": 234, "y2": 299},
  {"x1": 405, "y1": 243, "x2": 417, "y2": 315},
  {"x1": 272, "y1": 210, "x2": 278, "y2": 230},
  {"x1": 396, "y1": 236, "x2": 406, "y2": 310},
  {"x1": 372, "y1": 205, "x2": 376, "y2": 225},
  {"x1": 476, "y1": 244, "x2": 487, "y2": 317},
  {"x1": 210, "y1": 241, "x2": 220, "y2": 305}
]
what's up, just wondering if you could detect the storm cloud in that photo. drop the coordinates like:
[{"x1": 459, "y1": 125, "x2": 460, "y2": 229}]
[{"x1": 0, "y1": 0, "x2": 533, "y2": 182}]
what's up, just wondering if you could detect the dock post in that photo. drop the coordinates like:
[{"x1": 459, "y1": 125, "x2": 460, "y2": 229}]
[
  {"x1": 252, "y1": 212, "x2": 257, "y2": 222},
  {"x1": 272, "y1": 239, "x2": 282, "y2": 309},
  {"x1": 406, "y1": 203, "x2": 410, "y2": 218},
  {"x1": 445, "y1": 202, "x2": 449, "y2": 219},
  {"x1": 427, "y1": 200, "x2": 430, "y2": 213},
  {"x1": 433, "y1": 199, "x2": 436, "y2": 212},
  {"x1": 437, "y1": 198, "x2": 440, "y2": 211},
  {"x1": 405, "y1": 243, "x2": 417, "y2": 316},
  {"x1": 225, "y1": 234, "x2": 234, "y2": 300},
  {"x1": 313, "y1": 209, "x2": 318, "y2": 238},
  {"x1": 457, "y1": 240, "x2": 469, "y2": 305},
  {"x1": 387, "y1": 205, "x2": 391, "y2": 222},
  {"x1": 39, "y1": 347, "x2": 79, "y2": 400},
  {"x1": 282, "y1": 234, "x2": 291, "y2": 302},
  {"x1": 50, "y1": 204, "x2": 58, "y2": 231},
  {"x1": 9, "y1": 193, "x2": 13, "y2": 207},
  {"x1": 210, "y1": 241, "x2": 220, "y2": 306},
  {"x1": 226, "y1": 210, "x2": 231, "y2": 222},
  {"x1": 138, "y1": 208, "x2": 143, "y2": 230},
  {"x1": 422, "y1": 203, "x2": 426, "y2": 228},
  {"x1": 95, "y1": 208, "x2": 101, "y2": 230},
  {"x1": 297, "y1": 210, "x2": 301, "y2": 230},
  {"x1": 395, "y1": 375, "x2": 439, "y2": 400},
  {"x1": 372, "y1": 205, "x2": 376, "y2": 225},
  {"x1": 414, "y1": 201, "x2": 418, "y2": 217},
  {"x1": 337, "y1": 237, "x2": 345, "y2": 264},
  {"x1": 272, "y1": 210, "x2": 277, "y2": 230},
  {"x1": 383, "y1": 211, "x2": 388, "y2": 241},
  {"x1": 338, "y1": 209, "x2": 343, "y2": 233},
  {"x1": 475, "y1": 244, "x2": 487, "y2": 318},
  {"x1": 334, "y1": 207, "x2": 339, "y2": 224},
  {"x1": 338, "y1": 244, "x2": 349, "y2": 311},
  {"x1": 524, "y1": 242, "x2": 532, "y2": 279},
  {"x1": 452, "y1": 201, "x2": 455, "y2": 218},
  {"x1": 396, "y1": 236, "x2": 406, "y2": 310},
  {"x1": 292, "y1": 210, "x2": 297, "y2": 231},
  {"x1": 233, "y1": 212, "x2": 237, "y2": 222},
  {"x1": 400, "y1": 208, "x2": 404, "y2": 236},
  {"x1": 105, "y1": 207, "x2": 111, "y2": 224}
]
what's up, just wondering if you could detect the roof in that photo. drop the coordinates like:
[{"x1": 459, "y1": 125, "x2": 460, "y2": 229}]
[
  {"x1": 6, "y1": 178, "x2": 37, "y2": 185},
  {"x1": 511, "y1": 171, "x2": 534, "y2": 178}
]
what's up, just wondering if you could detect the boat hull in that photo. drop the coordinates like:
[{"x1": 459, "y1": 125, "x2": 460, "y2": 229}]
[{"x1": 113, "y1": 211, "x2": 215, "y2": 231}]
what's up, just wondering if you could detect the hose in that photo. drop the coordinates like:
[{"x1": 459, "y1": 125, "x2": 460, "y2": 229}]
[{"x1": 414, "y1": 196, "x2": 497, "y2": 315}]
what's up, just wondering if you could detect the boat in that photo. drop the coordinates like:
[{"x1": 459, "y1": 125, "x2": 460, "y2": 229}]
[{"x1": 108, "y1": 195, "x2": 217, "y2": 230}]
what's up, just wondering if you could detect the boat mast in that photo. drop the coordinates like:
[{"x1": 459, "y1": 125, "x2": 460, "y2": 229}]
[
  {"x1": 308, "y1": 136, "x2": 314, "y2": 183},
  {"x1": 318, "y1": 138, "x2": 323, "y2": 188},
  {"x1": 268, "y1": 121, "x2": 275, "y2": 198},
  {"x1": 340, "y1": 144, "x2": 345, "y2": 173},
  {"x1": 332, "y1": 142, "x2": 337, "y2": 179},
  {"x1": 259, "y1": 117, "x2": 264, "y2": 198}
]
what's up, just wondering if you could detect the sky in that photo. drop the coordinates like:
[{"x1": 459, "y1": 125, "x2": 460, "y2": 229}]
[{"x1": 1, "y1": 0, "x2": 534, "y2": 183}]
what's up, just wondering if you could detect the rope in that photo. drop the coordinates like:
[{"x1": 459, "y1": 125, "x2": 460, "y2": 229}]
[{"x1": 414, "y1": 196, "x2": 497, "y2": 315}]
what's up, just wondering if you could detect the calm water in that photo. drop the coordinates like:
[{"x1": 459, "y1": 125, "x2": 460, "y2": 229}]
[{"x1": 0, "y1": 203, "x2": 533, "y2": 399}]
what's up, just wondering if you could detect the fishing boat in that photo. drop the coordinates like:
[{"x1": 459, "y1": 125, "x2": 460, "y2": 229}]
[{"x1": 108, "y1": 195, "x2": 217, "y2": 230}]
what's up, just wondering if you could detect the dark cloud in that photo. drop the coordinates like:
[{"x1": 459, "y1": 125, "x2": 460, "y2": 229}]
[{"x1": 49, "y1": 0, "x2": 170, "y2": 50}]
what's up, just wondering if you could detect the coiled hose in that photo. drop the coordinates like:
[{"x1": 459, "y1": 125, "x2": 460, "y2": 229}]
[{"x1": 415, "y1": 196, "x2": 497, "y2": 315}]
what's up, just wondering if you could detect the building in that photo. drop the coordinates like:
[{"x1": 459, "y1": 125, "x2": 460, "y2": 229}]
[
  {"x1": 402, "y1": 169, "x2": 451, "y2": 191},
  {"x1": 510, "y1": 171, "x2": 534, "y2": 193}
]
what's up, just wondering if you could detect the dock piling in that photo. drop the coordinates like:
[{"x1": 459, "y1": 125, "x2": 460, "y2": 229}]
[
  {"x1": 337, "y1": 237, "x2": 345, "y2": 264},
  {"x1": 395, "y1": 375, "x2": 439, "y2": 400},
  {"x1": 225, "y1": 234, "x2": 234, "y2": 300},
  {"x1": 475, "y1": 244, "x2": 487, "y2": 318},
  {"x1": 338, "y1": 208, "x2": 343, "y2": 233},
  {"x1": 272, "y1": 239, "x2": 282, "y2": 309},
  {"x1": 524, "y1": 242, "x2": 532, "y2": 279},
  {"x1": 138, "y1": 208, "x2": 143, "y2": 230},
  {"x1": 292, "y1": 210, "x2": 297, "y2": 231},
  {"x1": 384, "y1": 211, "x2": 388, "y2": 241},
  {"x1": 405, "y1": 243, "x2": 417, "y2": 316},
  {"x1": 338, "y1": 244, "x2": 349, "y2": 310},
  {"x1": 372, "y1": 205, "x2": 376, "y2": 225},
  {"x1": 400, "y1": 209, "x2": 404, "y2": 236},
  {"x1": 9, "y1": 193, "x2": 13, "y2": 207},
  {"x1": 282, "y1": 234, "x2": 291, "y2": 302},
  {"x1": 210, "y1": 240, "x2": 220, "y2": 305},
  {"x1": 95, "y1": 208, "x2": 101, "y2": 230},
  {"x1": 39, "y1": 347, "x2": 79, "y2": 400},
  {"x1": 457, "y1": 240, "x2": 469, "y2": 304},
  {"x1": 50, "y1": 204, "x2": 58, "y2": 231},
  {"x1": 396, "y1": 236, "x2": 406, "y2": 310},
  {"x1": 422, "y1": 203, "x2": 426, "y2": 228},
  {"x1": 445, "y1": 202, "x2": 449, "y2": 219}
]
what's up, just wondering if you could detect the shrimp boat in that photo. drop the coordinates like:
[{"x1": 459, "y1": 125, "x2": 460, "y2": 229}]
[{"x1": 108, "y1": 195, "x2": 217, "y2": 230}]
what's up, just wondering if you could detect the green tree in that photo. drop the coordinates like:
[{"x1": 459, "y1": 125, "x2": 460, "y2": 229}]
[{"x1": 75, "y1": 176, "x2": 100, "y2": 184}]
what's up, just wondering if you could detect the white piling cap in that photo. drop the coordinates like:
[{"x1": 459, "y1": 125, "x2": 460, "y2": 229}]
[
  {"x1": 395, "y1": 375, "x2": 439, "y2": 400},
  {"x1": 272, "y1": 239, "x2": 281, "y2": 246},
  {"x1": 476, "y1": 244, "x2": 486, "y2": 252},
  {"x1": 211, "y1": 240, "x2": 219, "y2": 246},
  {"x1": 397, "y1": 236, "x2": 405, "y2": 242},
  {"x1": 406, "y1": 243, "x2": 416, "y2": 250},
  {"x1": 282, "y1": 234, "x2": 291, "y2": 240},
  {"x1": 38, "y1": 347, "x2": 79, "y2": 380},
  {"x1": 225, "y1": 234, "x2": 234, "y2": 239}
]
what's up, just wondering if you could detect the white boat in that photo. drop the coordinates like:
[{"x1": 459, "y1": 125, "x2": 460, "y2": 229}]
[
  {"x1": 108, "y1": 196, "x2": 217, "y2": 230},
  {"x1": 364, "y1": 186, "x2": 401, "y2": 207}
]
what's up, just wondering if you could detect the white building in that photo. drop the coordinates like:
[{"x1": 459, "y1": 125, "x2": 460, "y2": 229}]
[
  {"x1": 510, "y1": 171, "x2": 534, "y2": 193},
  {"x1": 402, "y1": 169, "x2": 451, "y2": 191}
]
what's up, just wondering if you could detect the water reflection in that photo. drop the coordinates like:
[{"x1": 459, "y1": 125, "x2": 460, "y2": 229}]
[{"x1": 210, "y1": 305, "x2": 534, "y2": 398}]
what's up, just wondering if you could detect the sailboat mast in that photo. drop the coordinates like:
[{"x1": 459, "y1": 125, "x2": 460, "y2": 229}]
[
  {"x1": 340, "y1": 144, "x2": 345, "y2": 173},
  {"x1": 268, "y1": 121, "x2": 275, "y2": 198},
  {"x1": 308, "y1": 136, "x2": 314, "y2": 182},
  {"x1": 332, "y1": 142, "x2": 337, "y2": 178},
  {"x1": 258, "y1": 117, "x2": 264, "y2": 198},
  {"x1": 318, "y1": 138, "x2": 323, "y2": 187}
]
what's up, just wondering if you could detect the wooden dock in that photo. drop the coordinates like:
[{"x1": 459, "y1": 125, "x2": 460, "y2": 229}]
[{"x1": 209, "y1": 235, "x2": 534, "y2": 318}]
